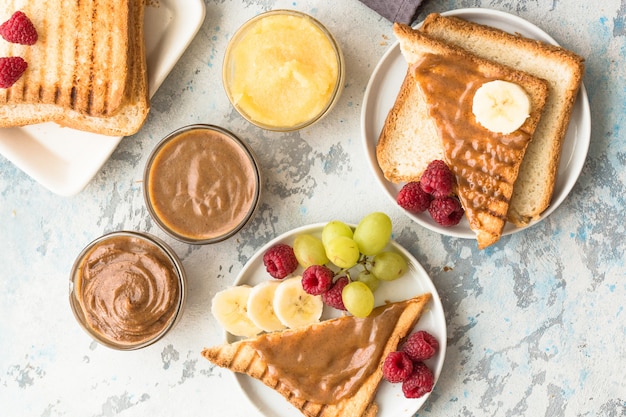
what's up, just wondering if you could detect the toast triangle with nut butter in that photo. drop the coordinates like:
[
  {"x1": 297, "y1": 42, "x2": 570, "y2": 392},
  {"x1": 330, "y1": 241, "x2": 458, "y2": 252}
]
[
  {"x1": 419, "y1": 13, "x2": 585, "y2": 226},
  {"x1": 202, "y1": 293, "x2": 432, "y2": 417},
  {"x1": 0, "y1": 0, "x2": 149, "y2": 136},
  {"x1": 379, "y1": 23, "x2": 549, "y2": 248}
]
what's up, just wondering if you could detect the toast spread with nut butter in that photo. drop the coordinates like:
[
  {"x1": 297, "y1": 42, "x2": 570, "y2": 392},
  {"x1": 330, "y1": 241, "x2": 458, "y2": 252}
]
[
  {"x1": 0, "y1": 0, "x2": 148, "y2": 136},
  {"x1": 379, "y1": 23, "x2": 549, "y2": 248},
  {"x1": 419, "y1": 13, "x2": 585, "y2": 226},
  {"x1": 202, "y1": 293, "x2": 432, "y2": 417}
]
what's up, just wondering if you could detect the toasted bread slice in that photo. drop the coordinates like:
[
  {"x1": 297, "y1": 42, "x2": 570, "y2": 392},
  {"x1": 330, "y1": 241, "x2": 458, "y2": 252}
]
[
  {"x1": 386, "y1": 24, "x2": 548, "y2": 248},
  {"x1": 0, "y1": 0, "x2": 148, "y2": 136},
  {"x1": 202, "y1": 293, "x2": 432, "y2": 417},
  {"x1": 420, "y1": 14, "x2": 585, "y2": 226},
  {"x1": 0, "y1": 0, "x2": 129, "y2": 118},
  {"x1": 57, "y1": 0, "x2": 149, "y2": 136}
]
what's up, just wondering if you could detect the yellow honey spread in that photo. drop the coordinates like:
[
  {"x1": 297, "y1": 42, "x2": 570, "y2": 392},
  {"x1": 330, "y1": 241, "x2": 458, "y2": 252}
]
[{"x1": 228, "y1": 13, "x2": 340, "y2": 128}]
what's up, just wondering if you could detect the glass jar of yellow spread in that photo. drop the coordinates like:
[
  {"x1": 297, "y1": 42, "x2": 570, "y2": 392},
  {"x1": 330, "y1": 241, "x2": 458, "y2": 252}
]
[
  {"x1": 223, "y1": 10, "x2": 344, "y2": 131},
  {"x1": 69, "y1": 231, "x2": 186, "y2": 350}
]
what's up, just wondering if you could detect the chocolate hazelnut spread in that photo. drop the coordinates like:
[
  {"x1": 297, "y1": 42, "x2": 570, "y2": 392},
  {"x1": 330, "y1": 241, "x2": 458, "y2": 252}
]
[
  {"x1": 146, "y1": 126, "x2": 259, "y2": 242},
  {"x1": 411, "y1": 53, "x2": 532, "y2": 217},
  {"x1": 73, "y1": 234, "x2": 181, "y2": 347},
  {"x1": 249, "y1": 301, "x2": 409, "y2": 404}
]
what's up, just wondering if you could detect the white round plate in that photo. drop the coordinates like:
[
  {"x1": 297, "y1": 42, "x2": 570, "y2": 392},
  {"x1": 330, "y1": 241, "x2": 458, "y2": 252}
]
[
  {"x1": 226, "y1": 223, "x2": 447, "y2": 417},
  {"x1": 361, "y1": 8, "x2": 591, "y2": 239}
]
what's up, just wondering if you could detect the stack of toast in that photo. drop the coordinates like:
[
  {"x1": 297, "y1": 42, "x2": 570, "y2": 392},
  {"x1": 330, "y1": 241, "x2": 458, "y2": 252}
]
[
  {"x1": 376, "y1": 13, "x2": 585, "y2": 248},
  {"x1": 202, "y1": 293, "x2": 432, "y2": 417},
  {"x1": 0, "y1": 0, "x2": 149, "y2": 136}
]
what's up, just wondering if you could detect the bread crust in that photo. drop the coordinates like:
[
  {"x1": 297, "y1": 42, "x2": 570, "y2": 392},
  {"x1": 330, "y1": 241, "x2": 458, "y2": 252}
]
[
  {"x1": 420, "y1": 13, "x2": 585, "y2": 225},
  {"x1": 376, "y1": 67, "x2": 443, "y2": 184},
  {"x1": 202, "y1": 293, "x2": 432, "y2": 417}
]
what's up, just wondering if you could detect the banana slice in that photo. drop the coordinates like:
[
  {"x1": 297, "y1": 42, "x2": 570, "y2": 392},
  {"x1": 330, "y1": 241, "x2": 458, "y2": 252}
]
[
  {"x1": 246, "y1": 281, "x2": 286, "y2": 332},
  {"x1": 273, "y1": 276, "x2": 323, "y2": 329},
  {"x1": 211, "y1": 285, "x2": 262, "y2": 338},
  {"x1": 472, "y1": 80, "x2": 531, "y2": 134}
]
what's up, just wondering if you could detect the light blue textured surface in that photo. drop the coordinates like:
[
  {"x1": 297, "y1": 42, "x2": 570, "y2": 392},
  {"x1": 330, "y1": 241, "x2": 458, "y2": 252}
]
[{"x1": 1, "y1": 0, "x2": 625, "y2": 416}]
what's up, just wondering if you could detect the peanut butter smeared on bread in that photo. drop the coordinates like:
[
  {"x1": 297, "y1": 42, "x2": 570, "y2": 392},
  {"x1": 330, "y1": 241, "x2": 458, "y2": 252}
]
[
  {"x1": 409, "y1": 51, "x2": 543, "y2": 248},
  {"x1": 389, "y1": 23, "x2": 548, "y2": 248},
  {"x1": 420, "y1": 13, "x2": 585, "y2": 226},
  {"x1": 202, "y1": 293, "x2": 432, "y2": 417}
]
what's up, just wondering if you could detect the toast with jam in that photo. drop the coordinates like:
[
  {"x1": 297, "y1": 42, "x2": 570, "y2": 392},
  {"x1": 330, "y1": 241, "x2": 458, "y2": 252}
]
[{"x1": 202, "y1": 293, "x2": 432, "y2": 417}]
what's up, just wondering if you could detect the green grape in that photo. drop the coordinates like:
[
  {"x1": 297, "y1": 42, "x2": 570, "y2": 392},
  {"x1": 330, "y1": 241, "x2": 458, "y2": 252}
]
[
  {"x1": 321, "y1": 220, "x2": 354, "y2": 248},
  {"x1": 325, "y1": 236, "x2": 360, "y2": 269},
  {"x1": 357, "y1": 270, "x2": 380, "y2": 292},
  {"x1": 293, "y1": 234, "x2": 329, "y2": 268},
  {"x1": 342, "y1": 281, "x2": 375, "y2": 318},
  {"x1": 353, "y1": 212, "x2": 392, "y2": 256},
  {"x1": 371, "y1": 251, "x2": 408, "y2": 281}
]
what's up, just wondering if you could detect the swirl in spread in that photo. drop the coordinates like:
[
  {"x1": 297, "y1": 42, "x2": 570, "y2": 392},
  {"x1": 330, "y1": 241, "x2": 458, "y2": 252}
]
[
  {"x1": 147, "y1": 128, "x2": 257, "y2": 241},
  {"x1": 75, "y1": 235, "x2": 181, "y2": 346}
]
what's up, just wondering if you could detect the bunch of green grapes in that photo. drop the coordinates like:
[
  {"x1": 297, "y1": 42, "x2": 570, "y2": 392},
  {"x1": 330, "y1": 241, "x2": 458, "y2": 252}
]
[{"x1": 292, "y1": 212, "x2": 408, "y2": 318}]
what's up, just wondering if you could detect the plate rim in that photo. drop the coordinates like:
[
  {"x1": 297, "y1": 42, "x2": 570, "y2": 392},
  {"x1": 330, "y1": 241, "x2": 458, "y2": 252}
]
[
  {"x1": 0, "y1": 0, "x2": 207, "y2": 196},
  {"x1": 226, "y1": 222, "x2": 447, "y2": 417},
  {"x1": 360, "y1": 7, "x2": 591, "y2": 240}
]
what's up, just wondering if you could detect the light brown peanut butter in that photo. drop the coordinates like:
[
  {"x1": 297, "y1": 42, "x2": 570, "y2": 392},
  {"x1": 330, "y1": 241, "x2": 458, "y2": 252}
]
[
  {"x1": 147, "y1": 128, "x2": 257, "y2": 241},
  {"x1": 249, "y1": 301, "x2": 409, "y2": 404},
  {"x1": 74, "y1": 235, "x2": 181, "y2": 346},
  {"x1": 411, "y1": 53, "x2": 532, "y2": 217}
]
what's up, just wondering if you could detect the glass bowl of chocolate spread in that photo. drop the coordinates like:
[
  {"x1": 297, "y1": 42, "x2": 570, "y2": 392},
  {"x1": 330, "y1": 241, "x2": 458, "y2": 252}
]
[
  {"x1": 69, "y1": 231, "x2": 187, "y2": 350},
  {"x1": 143, "y1": 124, "x2": 261, "y2": 244}
]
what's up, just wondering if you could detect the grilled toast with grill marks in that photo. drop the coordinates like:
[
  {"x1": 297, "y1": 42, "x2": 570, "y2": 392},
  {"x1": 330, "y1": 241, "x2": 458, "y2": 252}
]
[
  {"x1": 420, "y1": 13, "x2": 585, "y2": 226},
  {"x1": 56, "y1": 0, "x2": 148, "y2": 136},
  {"x1": 202, "y1": 293, "x2": 432, "y2": 417},
  {"x1": 0, "y1": 0, "x2": 129, "y2": 118},
  {"x1": 0, "y1": 0, "x2": 148, "y2": 136},
  {"x1": 381, "y1": 24, "x2": 548, "y2": 248}
]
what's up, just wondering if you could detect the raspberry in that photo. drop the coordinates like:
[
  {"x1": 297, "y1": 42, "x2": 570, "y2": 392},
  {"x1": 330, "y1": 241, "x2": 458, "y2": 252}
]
[
  {"x1": 396, "y1": 182, "x2": 432, "y2": 213},
  {"x1": 428, "y1": 196, "x2": 464, "y2": 227},
  {"x1": 382, "y1": 351, "x2": 414, "y2": 383},
  {"x1": 0, "y1": 56, "x2": 27, "y2": 88},
  {"x1": 301, "y1": 265, "x2": 334, "y2": 295},
  {"x1": 0, "y1": 11, "x2": 38, "y2": 45},
  {"x1": 402, "y1": 330, "x2": 439, "y2": 361},
  {"x1": 420, "y1": 160, "x2": 455, "y2": 198},
  {"x1": 263, "y1": 243, "x2": 298, "y2": 279},
  {"x1": 402, "y1": 362, "x2": 434, "y2": 399},
  {"x1": 321, "y1": 276, "x2": 348, "y2": 311}
]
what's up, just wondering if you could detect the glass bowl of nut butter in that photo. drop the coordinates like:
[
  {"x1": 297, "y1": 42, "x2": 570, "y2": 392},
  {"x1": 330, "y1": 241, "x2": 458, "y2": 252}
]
[
  {"x1": 143, "y1": 124, "x2": 261, "y2": 244},
  {"x1": 69, "y1": 231, "x2": 187, "y2": 350}
]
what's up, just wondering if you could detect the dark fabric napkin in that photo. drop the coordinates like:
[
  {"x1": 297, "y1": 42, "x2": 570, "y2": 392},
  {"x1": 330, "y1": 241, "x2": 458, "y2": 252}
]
[{"x1": 358, "y1": 0, "x2": 425, "y2": 24}]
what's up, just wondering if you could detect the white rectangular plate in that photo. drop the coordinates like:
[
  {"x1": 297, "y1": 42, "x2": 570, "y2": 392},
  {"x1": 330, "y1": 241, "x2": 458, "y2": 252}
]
[{"x1": 0, "y1": 0, "x2": 206, "y2": 196}]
